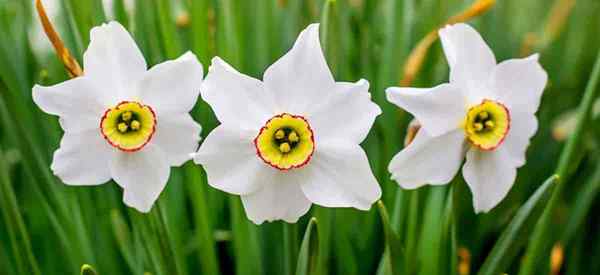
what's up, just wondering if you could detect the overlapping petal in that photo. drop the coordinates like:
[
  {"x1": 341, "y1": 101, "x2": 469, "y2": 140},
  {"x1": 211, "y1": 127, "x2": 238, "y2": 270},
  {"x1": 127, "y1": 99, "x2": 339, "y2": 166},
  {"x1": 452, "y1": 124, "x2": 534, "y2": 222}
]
[
  {"x1": 439, "y1": 23, "x2": 496, "y2": 99},
  {"x1": 193, "y1": 125, "x2": 267, "y2": 195},
  {"x1": 462, "y1": 147, "x2": 517, "y2": 213},
  {"x1": 84, "y1": 21, "x2": 146, "y2": 101},
  {"x1": 490, "y1": 54, "x2": 548, "y2": 114},
  {"x1": 138, "y1": 52, "x2": 204, "y2": 116},
  {"x1": 110, "y1": 144, "x2": 170, "y2": 213},
  {"x1": 263, "y1": 23, "x2": 336, "y2": 115},
  {"x1": 51, "y1": 129, "x2": 113, "y2": 185},
  {"x1": 386, "y1": 84, "x2": 466, "y2": 137},
  {"x1": 241, "y1": 175, "x2": 312, "y2": 224},
  {"x1": 201, "y1": 57, "x2": 275, "y2": 130},
  {"x1": 297, "y1": 140, "x2": 381, "y2": 210},
  {"x1": 151, "y1": 113, "x2": 202, "y2": 166},
  {"x1": 308, "y1": 79, "x2": 381, "y2": 144},
  {"x1": 32, "y1": 77, "x2": 108, "y2": 133},
  {"x1": 388, "y1": 129, "x2": 466, "y2": 189},
  {"x1": 500, "y1": 111, "x2": 538, "y2": 167}
]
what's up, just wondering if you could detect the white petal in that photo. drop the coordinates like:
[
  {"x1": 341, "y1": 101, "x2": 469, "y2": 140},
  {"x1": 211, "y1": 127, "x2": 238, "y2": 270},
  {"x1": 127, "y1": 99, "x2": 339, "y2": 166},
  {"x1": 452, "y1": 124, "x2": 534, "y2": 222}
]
[
  {"x1": 193, "y1": 125, "x2": 266, "y2": 195},
  {"x1": 263, "y1": 23, "x2": 336, "y2": 114},
  {"x1": 138, "y1": 52, "x2": 204, "y2": 116},
  {"x1": 84, "y1": 21, "x2": 146, "y2": 101},
  {"x1": 389, "y1": 129, "x2": 466, "y2": 189},
  {"x1": 307, "y1": 79, "x2": 381, "y2": 144},
  {"x1": 386, "y1": 84, "x2": 466, "y2": 137},
  {"x1": 297, "y1": 140, "x2": 381, "y2": 210},
  {"x1": 32, "y1": 77, "x2": 108, "y2": 133},
  {"x1": 151, "y1": 114, "x2": 202, "y2": 166},
  {"x1": 501, "y1": 112, "x2": 538, "y2": 167},
  {"x1": 490, "y1": 54, "x2": 548, "y2": 114},
  {"x1": 439, "y1": 23, "x2": 496, "y2": 96},
  {"x1": 51, "y1": 129, "x2": 113, "y2": 185},
  {"x1": 201, "y1": 57, "x2": 274, "y2": 130},
  {"x1": 241, "y1": 175, "x2": 312, "y2": 224},
  {"x1": 110, "y1": 144, "x2": 170, "y2": 213},
  {"x1": 463, "y1": 147, "x2": 517, "y2": 213}
]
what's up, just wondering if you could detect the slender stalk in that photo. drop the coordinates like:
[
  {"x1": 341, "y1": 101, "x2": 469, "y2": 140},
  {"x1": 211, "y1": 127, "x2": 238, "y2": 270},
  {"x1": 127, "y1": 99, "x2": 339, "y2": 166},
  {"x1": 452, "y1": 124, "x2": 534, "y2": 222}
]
[
  {"x1": 284, "y1": 222, "x2": 299, "y2": 275},
  {"x1": 519, "y1": 49, "x2": 600, "y2": 275}
]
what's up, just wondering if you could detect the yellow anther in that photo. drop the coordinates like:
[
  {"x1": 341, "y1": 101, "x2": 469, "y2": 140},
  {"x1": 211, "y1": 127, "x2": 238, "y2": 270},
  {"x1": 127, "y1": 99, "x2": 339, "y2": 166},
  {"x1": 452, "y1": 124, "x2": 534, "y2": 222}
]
[
  {"x1": 275, "y1": 129, "x2": 286, "y2": 139},
  {"x1": 288, "y1": 131, "x2": 299, "y2": 143},
  {"x1": 279, "y1": 142, "x2": 291, "y2": 153},
  {"x1": 478, "y1": 111, "x2": 489, "y2": 120},
  {"x1": 117, "y1": 122, "x2": 129, "y2": 133},
  {"x1": 130, "y1": 120, "x2": 141, "y2": 131},
  {"x1": 474, "y1": 123, "x2": 484, "y2": 131},
  {"x1": 121, "y1": 111, "x2": 133, "y2": 121},
  {"x1": 485, "y1": 120, "x2": 495, "y2": 128}
]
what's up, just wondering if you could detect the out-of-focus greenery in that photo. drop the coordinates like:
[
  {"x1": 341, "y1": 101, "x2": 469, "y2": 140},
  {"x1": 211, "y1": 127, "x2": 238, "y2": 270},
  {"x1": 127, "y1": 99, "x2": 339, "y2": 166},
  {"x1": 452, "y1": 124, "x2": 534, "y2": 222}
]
[{"x1": 0, "y1": 0, "x2": 599, "y2": 274}]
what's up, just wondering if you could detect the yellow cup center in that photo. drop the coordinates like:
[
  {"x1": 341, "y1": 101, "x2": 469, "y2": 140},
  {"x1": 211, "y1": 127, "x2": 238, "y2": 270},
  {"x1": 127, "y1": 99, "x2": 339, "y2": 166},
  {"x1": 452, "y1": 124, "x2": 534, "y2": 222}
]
[
  {"x1": 463, "y1": 100, "x2": 510, "y2": 151},
  {"x1": 100, "y1": 101, "x2": 156, "y2": 152},
  {"x1": 254, "y1": 113, "x2": 315, "y2": 170}
]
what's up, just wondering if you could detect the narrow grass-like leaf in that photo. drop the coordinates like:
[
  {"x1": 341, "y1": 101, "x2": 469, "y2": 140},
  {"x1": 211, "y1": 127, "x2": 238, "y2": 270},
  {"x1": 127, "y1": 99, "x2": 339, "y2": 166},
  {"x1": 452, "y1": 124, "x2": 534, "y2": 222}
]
[
  {"x1": 519, "y1": 49, "x2": 600, "y2": 275},
  {"x1": 190, "y1": 0, "x2": 210, "y2": 67},
  {"x1": 376, "y1": 201, "x2": 405, "y2": 275},
  {"x1": 0, "y1": 147, "x2": 41, "y2": 275},
  {"x1": 151, "y1": 202, "x2": 186, "y2": 275},
  {"x1": 296, "y1": 217, "x2": 319, "y2": 275},
  {"x1": 113, "y1": 0, "x2": 130, "y2": 29},
  {"x1": 561, "y1": 160, "x2": 600, "y2": 245},
  {"x1": 183, "y1": 163, "x2": 220, "y2": 275},
  {"x1": 154, "y1": 0, "x2": 181, "y2": 59},
  {"x1": 418, "y1": 187, "x2": 446, "y2": 275},
  {"x1": 477, "y1": 175, "x2": 559, "y2": 275},
  {"x1": 229, "y1": 197, "x2": 263, "y2": 275},
  {"x1": 110, "y1": 209, "x2": 142, "y2": 274},
  {"x1": 284, "y1": 223, "x2": 299, "y2": 275}
]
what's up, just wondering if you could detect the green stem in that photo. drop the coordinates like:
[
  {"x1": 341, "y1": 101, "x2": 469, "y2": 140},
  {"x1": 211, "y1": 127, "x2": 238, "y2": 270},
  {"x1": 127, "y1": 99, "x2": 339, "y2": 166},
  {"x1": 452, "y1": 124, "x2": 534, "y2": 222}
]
[
  {"x1": 519, "y1": 49, "x2": 600, "y2": 275},
  {"x1": 284, "y1": 222, "x2": 299, "y2": 275}
]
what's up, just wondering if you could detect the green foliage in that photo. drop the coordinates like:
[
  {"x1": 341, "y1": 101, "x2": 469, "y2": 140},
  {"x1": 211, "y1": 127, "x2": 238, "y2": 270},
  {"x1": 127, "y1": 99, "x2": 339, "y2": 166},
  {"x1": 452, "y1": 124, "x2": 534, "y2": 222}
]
[{"x1": 0, "y1": 0, "x2": 599, "y2": 274}]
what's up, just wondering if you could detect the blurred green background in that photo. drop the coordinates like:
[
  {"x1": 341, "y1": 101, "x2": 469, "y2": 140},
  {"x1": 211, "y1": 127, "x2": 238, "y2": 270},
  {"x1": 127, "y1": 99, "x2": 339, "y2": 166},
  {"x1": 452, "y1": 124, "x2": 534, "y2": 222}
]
[{"x1": 0, "y1": 0, "x2": 599, "y2": 274}]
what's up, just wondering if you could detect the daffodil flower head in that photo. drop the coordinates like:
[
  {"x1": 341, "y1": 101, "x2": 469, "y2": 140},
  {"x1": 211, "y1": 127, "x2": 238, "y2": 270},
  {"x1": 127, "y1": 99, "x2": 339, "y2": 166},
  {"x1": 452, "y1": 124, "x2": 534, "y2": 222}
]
[
  {"x1": 193, "y1": 23, "x2": 382, "y2": 224},
  {"x1": 386, "y1": 23, "x2": 548, "y2": 213},
  {"x1": 32, "y1": 21, "x2": 203, "y2": 213}
]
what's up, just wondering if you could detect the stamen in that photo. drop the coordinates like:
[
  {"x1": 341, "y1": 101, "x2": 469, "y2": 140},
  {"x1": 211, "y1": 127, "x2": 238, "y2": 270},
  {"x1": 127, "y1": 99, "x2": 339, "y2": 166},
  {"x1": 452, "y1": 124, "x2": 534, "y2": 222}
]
[
  {"x1": 478, "y1": 111, "x2": 489, "y2": 120},
  {"x1": 463, "y1": 100, "x2": 510, "y2": 151},
  {"x1": 254, "y1": 113, "x2": 315, "y2": 170},
  {"x1": 118, "y1": 122, "x2": 129, "y2": 133},
  {"x1": 474, "y1": 123, "x2": 484, "y2": 131},
  {"x1": 101, "y1": 101, "x2": 157, "y2": 152},
  {"x1": 288, "y1": 131, "x2": 299, "y2": 143},
  {"x1": 275, "y1": 129, "x2": 285, "y2": 139},
  {"x1": 279, "y1": 142, "x2": 291, "y2": 153},
  {"x1": 130, "y1": 120, "x2": 141, "y2": 131},
  {"x1": 121, "y1": 111, "x2": 133, "y2": 121}
]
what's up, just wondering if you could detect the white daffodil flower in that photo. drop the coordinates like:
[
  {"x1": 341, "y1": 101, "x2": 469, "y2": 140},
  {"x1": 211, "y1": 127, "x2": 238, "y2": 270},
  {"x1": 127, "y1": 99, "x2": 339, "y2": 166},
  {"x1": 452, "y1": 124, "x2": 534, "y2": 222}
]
[
  {"x1": 386, "y1": 23, "x2": 548, "y2": 213},
  {"x1": 32, "y1": 21, "x2": 203, "y2": 212},
  {"x1": 193, "y1": 24, "x2": 382, "y2": 224}
]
